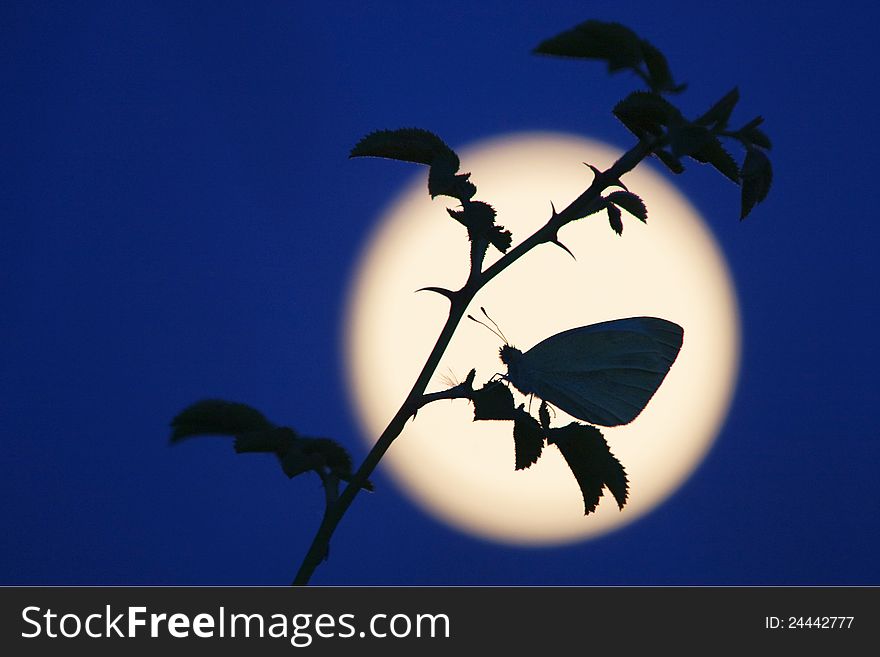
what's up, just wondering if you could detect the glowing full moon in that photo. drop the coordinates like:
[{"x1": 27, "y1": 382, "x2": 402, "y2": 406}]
[{"x1": 344, "y1": 132, "x2": 739, "y2": 545}]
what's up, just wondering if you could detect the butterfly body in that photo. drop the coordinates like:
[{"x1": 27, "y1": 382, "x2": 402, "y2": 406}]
[{"x1": 499, "y1": 316, "x2": 683, "y2": 427}]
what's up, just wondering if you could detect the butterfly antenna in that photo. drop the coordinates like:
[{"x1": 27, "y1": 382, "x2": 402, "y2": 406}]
[
  {"x1": 480, "y1": 307, "x2": 509, "y2": 345},
  {"x1": 467, "y1": 313, "x2": 506, "y2": 344}
]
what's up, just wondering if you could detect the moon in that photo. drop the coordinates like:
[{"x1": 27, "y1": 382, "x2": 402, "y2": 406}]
[{"x1": 344, "y1": 132, "x2": 739, "y2": 545}]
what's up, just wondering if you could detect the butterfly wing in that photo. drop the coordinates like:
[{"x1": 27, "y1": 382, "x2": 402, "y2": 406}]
[{"x1": 514, "y1": 317, "x2": 683, "y2": 426}]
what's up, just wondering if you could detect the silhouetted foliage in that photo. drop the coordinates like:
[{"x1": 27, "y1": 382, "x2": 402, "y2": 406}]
[
  {"x1": 447, "y1": 201, "x2": 512, "y2": 254},
  {"x1": 471, "y1": 381, "x2": 517, "y2": 421},
  {"x1": 169, "y1": 399, "x2": 272, "y2": 441},
  {"x1": 606, "y1": 202, "x2": 624, "y2": 235},
  {"x1": 538, "y1": 401, "x2": 551, "y2": 431},
  {"x1": 512, "y1": 409, "x2": 544, "y2": 471},
  {"x1": 525, "y1": 20, "x2": 775, "y2": 221},
  {"x1": 606, "y1": 190, "x2": 648, "y2": 222},
  {"x1": 548, "y1": 423, "x2": 628, "y2": 513},
  {"x1": 740, "y1": 147, "x2": 773, "y2": 219},
  {"x1": 350, "y1": 128, "x2": 477, "y2": 202},
  {"x1": 170, "y1": 400, "x2": 372, "y2": 492},
  {"x1": 173, "y1": 16, "x2": 773, "y2": 584},
  {"x1": 534, "y1": 20, "x2": 685, "y2": 94}
]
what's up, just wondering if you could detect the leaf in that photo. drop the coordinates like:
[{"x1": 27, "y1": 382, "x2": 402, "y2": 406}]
[
  {"x1": 695, "y1": 87, "x2": 739, "y2": 129},
  {"x1": 294, "y1": 438, "x2": 375, "y2": 490},
  {"x1": 639, "y1": 39, "x2": 685, "y2": 93},
  {"x1": 539, "y1": 401, "x2": 551, "y2": 431},
  {"x1": 169, "y1": 400, "x2": 274, "y2": 442},
  {"x1": 447, "y1": 201, "x2": 495, "y2": 233},
  {"x1": 653, "y1": 148, "x2": 685, "y2": 174},
  {"x1": 613, "y1": 91, "x2": 680, "y2": 138},
  {"x1": 607, "y1": 190, "x2": 647, "y2": 222},
  {"x1": 351, "y1": 128, "x2": 476, "y2": 202},
  {"x1": 691, "y1": 135, "x2": 740, "y2": 183},
  {"x1": 668, "y1": 120, "x2": 713, "y2": 159},
  {"x1": 471, "y1": 381, "x2": 517, "y2": 421},
  {"x1": 278, "y1": 440, "x2": 325, "y2": 479},
  {"x1": 304, "y1": 438, "x2": 360, "y2": 483},
  {"x1": 512, "y1": 410, "x2": 544, "y2": 470},
  {"x1": 740, "y1": 147, "x2": 772, "y2": 219},
  {"x1": 536, "y1": 21, "x2": 683, "y2": 94},
  {"x1": 606, "y1": 203, "x2": 623, "y2": 235},
  {"x1": 548, "y1": 423, "x2": 628, "y2": 514},
  {"x1": 487, "y1": 225, "x2": 513, "y2": 253},
  {"x1": 738, "y1": 125, "x2": 772, "y2": 150},
  {"x1": 448, "y1": 202, "x2": 510, "y2": 253},
  {"x1": 266, "y1": 434, "x2": 374, "y2": 491},
  {"x1": 429, "y1": 169, "x2": 476, "y2": 201},
  {"x1": 350, "y1": 128, "x2": 457, "y2": 168},
  {"x1": 534, "y1": 20, "x2": 643, "y2": 72},
  {"x1": 234, "y1": 426, "x2": 298, "y2": 453}
]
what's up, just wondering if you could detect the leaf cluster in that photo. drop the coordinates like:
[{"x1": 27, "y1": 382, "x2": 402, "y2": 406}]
[
  {"x1": 350, "y1": 128, "x2": 512, "y2": 270},
  {"x1": 537, "y1": 20, "x2": 772, "y2": 219},
  {"x1": 469, "y1": 381, "x2": 628, "y2": 514},
  {"x1": 601, "y1": 189, "x2": 648, "y2": 236},
  {"x1": 170, "y1": 400, "x2": 372, "y2": 495}
]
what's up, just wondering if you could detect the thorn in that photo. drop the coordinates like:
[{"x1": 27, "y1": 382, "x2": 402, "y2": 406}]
[
  {"x1": 550, "y1": 236, "x2": 576, "y2": 260},
  {"x1": 415, "y1": 286, "x2": 455, "y2": 301},
  {"x1": 585, "y1": 163, "x2": 628, "y2": 191},
  {"x1": 549, "y1": 201, "x2": 558, "y2": 218}
]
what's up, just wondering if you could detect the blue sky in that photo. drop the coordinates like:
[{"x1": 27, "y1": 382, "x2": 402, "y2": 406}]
[{"x1": 2, "y1": 1, "x2": 878, "y2": 585}]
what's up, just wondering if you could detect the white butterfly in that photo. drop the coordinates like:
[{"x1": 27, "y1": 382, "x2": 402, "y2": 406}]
[{"x1": 498, "y1": 316, "x2": 684, "y2": 427}]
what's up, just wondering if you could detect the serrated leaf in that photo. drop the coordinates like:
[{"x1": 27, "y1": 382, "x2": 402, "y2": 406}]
[
  {"x1": 607, "y1": 190, "x2": 647, "y2": 222},
  {"x1": 350, "y1": 128, "x2": 458, "y2": 168},
  {"x1": 169, "y1": 400, "x2": 274, "y2": 442},
  {"x1": 512, "y1": 410, "x2": 544, "y2": 470},
  {"x1": 613, "y1": 91, "x2": 680, "y2": 138},
  {"x1": 539, "y1": 401, "x2": 551, "y2": 430},
  {"x1": 429, "y1": 170, "x2": 476, "y2": 201},
  {"x1": 668, "y1": 121, "x2": 713, "y2": 159},
  {"x1": 488, "y1": 225, "x2": 512, "y2": 253},
  {"x1": 695, "y1": 87, "x2": 739, "y2": 129},
  {"x1": 472, "y1": 381, "x2": 517, "y2": 421},
  {"x1": 548, "y1": 423, "x2": 628, "y2": 514},
  {"x1": 606, "y1": 203, "x2": 623, "y2": 235},
  {"x1": 534, "y1": 20, "x2": 643, "y2": 72},
  {"x1": 639, "y1": 39, "x2": 684, "y2": 93},
  {"x1": 653, "y1": 149, "x2": 685, "y2": 174},
  {"x1": 691, "y1": 135, "x2": 740, "y2": 183},
  {"x1": 447, "y1": 201, "x2": 495, "y2": 233},
  {"x1": 740, "y1": 147, "x2": 772, "y2": 219},
  {"x1": 351, "y1": 129, "x2": 476, "y2": 202},
  {"x1": 448, "y1": 201, "x2": 510, "y2": 253}
]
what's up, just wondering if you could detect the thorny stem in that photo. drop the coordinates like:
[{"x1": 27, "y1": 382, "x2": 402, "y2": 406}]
[{"x1": 292, "y1": 137, "x2": 654, "y2": 585}]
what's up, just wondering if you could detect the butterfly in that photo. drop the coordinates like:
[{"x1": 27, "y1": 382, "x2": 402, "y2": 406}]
[{"x1": 493, "y1": 315, "x2": 684, "y2": 427}]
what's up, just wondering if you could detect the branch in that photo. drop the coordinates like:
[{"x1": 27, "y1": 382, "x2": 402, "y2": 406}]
[
  {"x1": 291, "y1": 137, "x2": 654, "y2": 585},
  {"x1": 414, "y1": 369, "x2": 478, "y2": 411}
]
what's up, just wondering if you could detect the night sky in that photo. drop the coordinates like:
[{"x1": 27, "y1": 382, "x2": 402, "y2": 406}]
[{"x1": 3, "y1": 1, "x2": 878, "y2": 585}]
